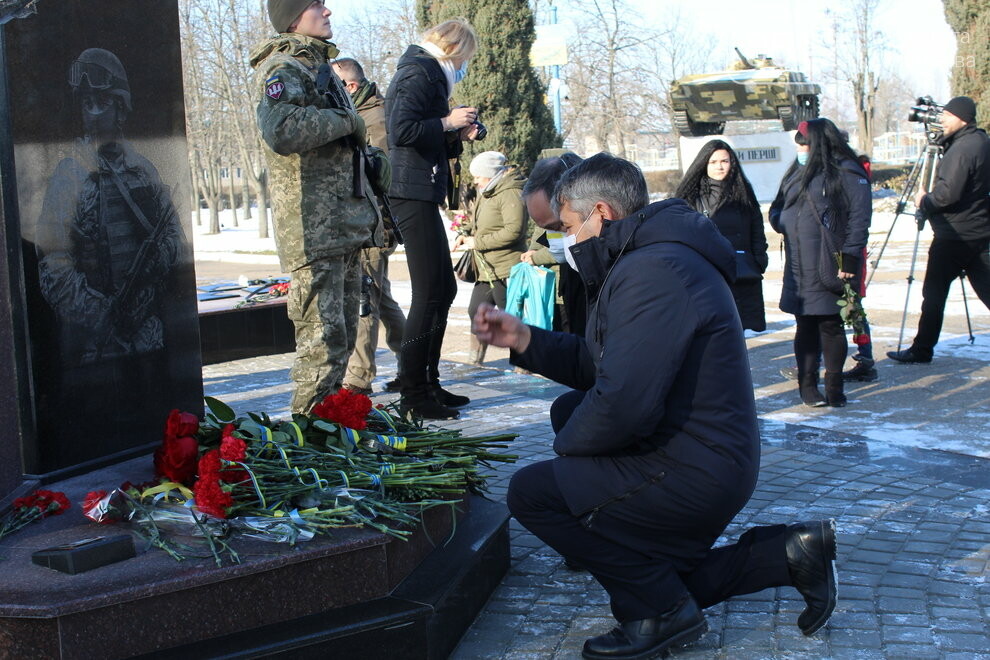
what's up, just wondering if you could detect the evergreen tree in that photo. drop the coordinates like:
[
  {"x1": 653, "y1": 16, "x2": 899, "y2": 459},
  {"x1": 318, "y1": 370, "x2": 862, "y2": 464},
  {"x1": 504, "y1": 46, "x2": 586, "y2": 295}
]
[
  {"x1": 417, "y1": 0, "x2": 560, "y2": 170},
  {"x1": 944, "y1": 0, "x2": 990, "y2": 127}
]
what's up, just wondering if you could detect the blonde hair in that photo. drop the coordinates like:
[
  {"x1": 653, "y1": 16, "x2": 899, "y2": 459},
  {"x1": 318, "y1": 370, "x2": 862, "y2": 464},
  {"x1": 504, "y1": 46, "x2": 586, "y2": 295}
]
[{"x1": 422, "y1": 18, "x2": 477, "y2": 61}]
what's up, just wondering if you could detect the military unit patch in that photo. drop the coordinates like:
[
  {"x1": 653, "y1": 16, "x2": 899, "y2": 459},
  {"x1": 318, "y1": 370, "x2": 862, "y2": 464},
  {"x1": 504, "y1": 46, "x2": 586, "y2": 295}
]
[{"x1": 266, "y1": 76, "x2": 284, "y2": 100}]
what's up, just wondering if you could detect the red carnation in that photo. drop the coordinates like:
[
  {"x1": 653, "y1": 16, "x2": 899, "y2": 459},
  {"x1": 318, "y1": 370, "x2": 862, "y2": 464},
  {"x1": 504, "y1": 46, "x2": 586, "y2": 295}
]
[
  {"x1": 221, "y1": 436, "x2": 247, "y2": 464},
  {"x1": 193, "y1": 472, "x2": 233, "y2": 519},
  {"x1": 852, "y1": 333, "x2": 870, "y2": 346},
  {"x1": 164, "y1": 409, "x2": 200, "y2": 440},
  {"x1": 198, "y1": 449, "x2": 222, "y2": 476},
  {"x1": 154, "y1": 435, "x2": 199, "y2": 484},
  {"x1": 311, "y1": 388, "x2": 372, "y2": 430}
]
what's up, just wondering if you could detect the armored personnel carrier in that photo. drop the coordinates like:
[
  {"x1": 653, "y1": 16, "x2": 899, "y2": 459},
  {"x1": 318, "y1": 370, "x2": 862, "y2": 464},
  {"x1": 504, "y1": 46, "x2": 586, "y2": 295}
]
[{"x1": 669, "y1": 49, "x2": 820, "y2": 136}]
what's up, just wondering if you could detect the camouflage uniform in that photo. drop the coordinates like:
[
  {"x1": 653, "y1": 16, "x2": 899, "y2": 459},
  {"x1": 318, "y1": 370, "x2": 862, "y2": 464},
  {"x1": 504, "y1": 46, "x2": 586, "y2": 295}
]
[
  {"x1": 342, "y1": 79, "x2": 406, "y2": 392},
  {"x1": 250, "y1": 33, "x2": 381, "y2": 412}
]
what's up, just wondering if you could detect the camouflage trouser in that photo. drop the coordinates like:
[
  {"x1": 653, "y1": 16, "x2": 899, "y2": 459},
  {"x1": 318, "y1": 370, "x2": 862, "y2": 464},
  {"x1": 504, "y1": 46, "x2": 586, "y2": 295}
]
[
  {"x1": 342, "y1": 247, "x2": 406, "y2": 391},
  {"x1": 287, "y1": 251, "x2": 361, "y2": 413}
]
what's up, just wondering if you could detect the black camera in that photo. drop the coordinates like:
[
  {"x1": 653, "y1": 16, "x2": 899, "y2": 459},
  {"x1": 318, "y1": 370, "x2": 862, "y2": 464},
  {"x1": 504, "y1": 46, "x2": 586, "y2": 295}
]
[
  {"x1": 473, "y1": 120, "x2": 487, "y2": 141},
  {"x1": 358, "y1": 275, "x2": 373, "y2": 317},
  {"x1": 907, "y1": 96, "x2": 942, "y2": 124}
]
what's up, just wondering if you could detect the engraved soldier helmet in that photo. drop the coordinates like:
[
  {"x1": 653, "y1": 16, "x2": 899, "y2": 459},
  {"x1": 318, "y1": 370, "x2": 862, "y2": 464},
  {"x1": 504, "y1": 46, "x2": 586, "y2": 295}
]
[{"x1": 69, "y1": 48, "x2": 131, "y2": 112}]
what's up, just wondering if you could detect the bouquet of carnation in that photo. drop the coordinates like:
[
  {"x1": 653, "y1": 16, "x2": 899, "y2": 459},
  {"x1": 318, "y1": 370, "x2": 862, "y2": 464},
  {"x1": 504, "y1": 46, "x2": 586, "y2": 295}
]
[
  {"x1": 80, "y1": 389, "x2": 516, "y2": 564},
  {"x1": 0, "y1": 490, "x2": 70, "y2": 544},
  {"x1": 837, "y1": 280, "x2": 869, "y2": 346}
]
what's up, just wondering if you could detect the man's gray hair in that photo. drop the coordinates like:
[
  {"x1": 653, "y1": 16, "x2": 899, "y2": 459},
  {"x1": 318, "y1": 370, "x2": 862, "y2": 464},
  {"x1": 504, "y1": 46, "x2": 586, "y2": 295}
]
[{"x1": 551, "y1": 153, "x2": 649, "y2": 218}]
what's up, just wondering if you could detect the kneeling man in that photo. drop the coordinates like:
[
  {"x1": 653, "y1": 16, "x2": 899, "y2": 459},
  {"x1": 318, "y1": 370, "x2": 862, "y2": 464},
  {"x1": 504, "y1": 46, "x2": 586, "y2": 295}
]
[{"x1": 474, "y1": 153, "x2": 837, "y2": 659}]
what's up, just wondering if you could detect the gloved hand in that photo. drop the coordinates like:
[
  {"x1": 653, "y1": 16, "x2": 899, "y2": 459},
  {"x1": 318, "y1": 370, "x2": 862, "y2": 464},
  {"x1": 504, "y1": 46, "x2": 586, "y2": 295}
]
[
  {"x1": 351, "y1": 112, "x2": 367, "y2": 148},
  {"x1": 366, "y1": 146, "x2": 391, "y2": 194}
]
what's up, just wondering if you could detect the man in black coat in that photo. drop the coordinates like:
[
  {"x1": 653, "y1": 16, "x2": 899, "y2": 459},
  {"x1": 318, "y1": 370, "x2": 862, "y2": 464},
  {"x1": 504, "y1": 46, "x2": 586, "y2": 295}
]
[
  {"x1": 474, "y1": 153, "x2": 838, "y2": 659},
  {"x1": 889, "y1": 96, "x2": 990, "y2": 364}
]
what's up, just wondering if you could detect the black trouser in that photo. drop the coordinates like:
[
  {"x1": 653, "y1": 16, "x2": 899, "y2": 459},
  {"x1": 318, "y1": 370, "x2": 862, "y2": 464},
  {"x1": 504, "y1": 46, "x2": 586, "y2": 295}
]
[
  {"x1": 467, "y1": 279, "x2": 507, "y2": 322},
  {"x1": 914, "y1": 237, "x2": 990, "y2": 354},
  {"x1": 393, "y1": 198, "x2": 457, "y2": 401},
  {"x1": 508, "y1": 390, "x2": 792, "y2": 623},
  {"x1": 794, "y1": 314, "x2": 846, "y2": 376}
]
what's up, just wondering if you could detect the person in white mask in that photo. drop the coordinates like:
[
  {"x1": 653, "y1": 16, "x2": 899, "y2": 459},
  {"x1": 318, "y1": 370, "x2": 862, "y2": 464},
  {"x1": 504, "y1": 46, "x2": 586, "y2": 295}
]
[{"x1": 520, "y1": 151, "x2": 587, "y2": 335}]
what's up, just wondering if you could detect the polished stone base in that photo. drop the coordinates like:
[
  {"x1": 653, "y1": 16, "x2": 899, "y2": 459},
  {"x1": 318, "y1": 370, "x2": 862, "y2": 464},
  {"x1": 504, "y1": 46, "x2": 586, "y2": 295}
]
[
  {"x1": 199, "y1": 299, "x2": 294, "y2": 365},
  {"x1": 0, "y1": 452, "x2": 510, "y2": 659}
]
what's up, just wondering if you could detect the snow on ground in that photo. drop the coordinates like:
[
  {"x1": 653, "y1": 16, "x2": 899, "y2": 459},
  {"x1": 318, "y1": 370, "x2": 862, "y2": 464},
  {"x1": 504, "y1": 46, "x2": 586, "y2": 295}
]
[{"x1": 194, "y1": 202, "x2": 990, "y2": 460}]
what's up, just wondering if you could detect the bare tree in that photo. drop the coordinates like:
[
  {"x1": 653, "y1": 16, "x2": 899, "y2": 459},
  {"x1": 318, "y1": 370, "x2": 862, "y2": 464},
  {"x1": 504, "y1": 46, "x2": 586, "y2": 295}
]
[
  {"x1": 823, "y1": 0, "x2": 888, "y2": 155},
  {"x1": 179, "y1": 0, "x2": 272, "y2": 237},
  {"x1": 337, "y1": 0, "x2": 420, "y2": 90},
  {"x1": 562, "y1": 0, "x2": 650, "y2": 156}
]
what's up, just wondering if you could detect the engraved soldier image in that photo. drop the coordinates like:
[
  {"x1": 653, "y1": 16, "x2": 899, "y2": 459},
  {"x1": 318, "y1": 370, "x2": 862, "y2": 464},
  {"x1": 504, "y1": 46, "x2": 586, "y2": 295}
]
[{"x1": 32, "y1": 47, "x2": 185, "y2": 465}]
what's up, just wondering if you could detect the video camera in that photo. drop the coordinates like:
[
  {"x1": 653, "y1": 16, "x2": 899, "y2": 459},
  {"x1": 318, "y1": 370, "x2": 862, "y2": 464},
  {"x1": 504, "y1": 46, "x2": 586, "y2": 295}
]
[{"x1": 907, "y1": 96, "x2": 943, "y2": 142}]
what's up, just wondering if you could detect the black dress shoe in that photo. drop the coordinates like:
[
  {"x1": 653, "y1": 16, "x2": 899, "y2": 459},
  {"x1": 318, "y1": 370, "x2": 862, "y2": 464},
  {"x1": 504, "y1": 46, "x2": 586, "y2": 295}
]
[
  {"x1": 785, "y1": 519, "x2": 838, "y2": 636},
  {"x1": 432, "y1": 385, "x2": 470, "y2": 407},
  {"x1": 886, "y1": 347, "x2": 932, "y2": 364},
  {"x1": 382, "y1": 378, "x2": 401, "y2": 393},
  {"x1": 582, "y1": 596, "x2": 706, "y2": 659}
]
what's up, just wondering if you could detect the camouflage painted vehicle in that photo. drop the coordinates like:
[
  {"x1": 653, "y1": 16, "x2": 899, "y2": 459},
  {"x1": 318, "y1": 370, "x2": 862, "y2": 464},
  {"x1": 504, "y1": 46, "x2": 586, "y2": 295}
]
[{"x1": 669, "y1": 49, "x2": 820, "y2": 136}]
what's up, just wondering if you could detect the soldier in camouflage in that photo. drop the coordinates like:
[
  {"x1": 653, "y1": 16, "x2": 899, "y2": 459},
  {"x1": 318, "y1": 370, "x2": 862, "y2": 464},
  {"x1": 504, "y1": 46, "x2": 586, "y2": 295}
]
[
  {"x1": 333, "y1": 57, "x2": 406, "y2": 396},
  {"x1": 250, "y1": 0, "x2": 381, "y2": 413}
]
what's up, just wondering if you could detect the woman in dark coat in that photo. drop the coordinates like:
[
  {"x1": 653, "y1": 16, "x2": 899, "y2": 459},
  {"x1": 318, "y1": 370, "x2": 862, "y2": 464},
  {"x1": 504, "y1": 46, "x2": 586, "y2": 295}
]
[
  {"x1": 385, "y1": 18, "x2": 480, "y2": 420},
  {"x1": 769, "y1": 118, "x2": 872, "y2": 407},
  {"x1": 676, "y1": 140, "x2": 768, "y2": 331}
]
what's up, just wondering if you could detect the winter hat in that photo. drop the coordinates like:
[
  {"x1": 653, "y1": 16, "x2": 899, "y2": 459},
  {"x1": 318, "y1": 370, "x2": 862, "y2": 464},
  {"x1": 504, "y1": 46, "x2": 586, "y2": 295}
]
[
  {"x1": 943, "y1": 96, "x2": 977, "y2": 124},
  {"x1": 268, "y1": 0, "x2": 312, "y2": 33},
  {"x1": 469, "y1": 151, "x2": 507, "y2": 178}
]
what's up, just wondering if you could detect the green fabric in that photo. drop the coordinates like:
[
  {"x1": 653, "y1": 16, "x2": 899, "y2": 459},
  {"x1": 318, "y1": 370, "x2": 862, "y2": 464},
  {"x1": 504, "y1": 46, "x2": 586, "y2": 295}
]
[{"x1": 250, "y1": 34, "x2": 380, "y2": 272}]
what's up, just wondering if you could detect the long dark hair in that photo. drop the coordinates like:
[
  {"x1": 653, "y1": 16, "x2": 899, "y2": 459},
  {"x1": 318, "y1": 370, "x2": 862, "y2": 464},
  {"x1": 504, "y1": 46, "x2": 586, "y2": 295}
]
[
  {"x1": 675, "y1": 139, "x2": 760, "y2": 216},
  {"x1": 785, "y1": 117, "x2": 866, "y2": 217}
]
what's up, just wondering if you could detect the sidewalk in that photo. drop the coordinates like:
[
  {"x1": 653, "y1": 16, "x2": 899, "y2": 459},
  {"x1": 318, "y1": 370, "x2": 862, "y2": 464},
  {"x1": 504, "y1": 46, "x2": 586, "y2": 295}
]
[{"x1": 204, "y1": 351, "x2": 990, "y2": 659}]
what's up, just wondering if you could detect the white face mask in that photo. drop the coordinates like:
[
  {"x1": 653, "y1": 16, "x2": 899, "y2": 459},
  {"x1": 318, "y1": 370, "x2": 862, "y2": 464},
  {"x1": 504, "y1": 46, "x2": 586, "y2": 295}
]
[
  {"x1": 546, "y1": 231, "x2": 566, "y2": 263},
  {"x1": 563, "y1": 207, "x2": 597, "y2": 272},
  {"x1": 562, "y1": 234, "x2": 579, "y2": 272}
]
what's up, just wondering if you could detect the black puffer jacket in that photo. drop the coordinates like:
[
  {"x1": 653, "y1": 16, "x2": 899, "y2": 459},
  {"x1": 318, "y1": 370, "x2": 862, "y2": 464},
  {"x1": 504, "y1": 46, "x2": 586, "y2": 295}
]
[
  {"x1": 769, "y1": 160, "x2": 871, "y2": 316},
  {"x1": 385, "y1": 45, "x2": 462, "y2": 203},
  {"x1": 920, "y1": 123, "x2": 990, "y2": 241},
  {"x1": 512, "y1": 199, "x2": 760, "y2": 530}
]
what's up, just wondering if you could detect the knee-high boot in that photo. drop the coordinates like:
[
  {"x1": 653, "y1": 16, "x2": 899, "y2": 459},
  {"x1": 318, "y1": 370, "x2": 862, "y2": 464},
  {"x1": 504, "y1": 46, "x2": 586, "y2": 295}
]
[
  {"x1": 799, "y1": 371, "x2": 827, "y2": 407},
  {"x1": 823, "y1": 373, "x2": 846, "y2": 407}
]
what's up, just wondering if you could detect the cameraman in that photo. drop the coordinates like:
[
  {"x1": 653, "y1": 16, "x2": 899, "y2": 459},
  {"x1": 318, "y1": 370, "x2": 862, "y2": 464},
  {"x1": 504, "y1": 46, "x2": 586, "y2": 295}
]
[{"x1": 889, "y1": 96, "x2": 990, "y2": 364}]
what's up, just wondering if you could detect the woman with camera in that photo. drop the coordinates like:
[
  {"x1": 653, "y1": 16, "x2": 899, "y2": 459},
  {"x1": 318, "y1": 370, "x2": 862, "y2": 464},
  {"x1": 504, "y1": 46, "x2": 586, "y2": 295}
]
[
  {"x1": 769, "y1": 118, "x2": 872, "y2": 408},
  {"x1": 676, "y1": 140, "x2": 768, "y2": 332},
  {"x1": 452, "y1": 151, "x2": 528, "y2": 365},
  {"x1": 386, "y1": 18, "x2": 481, "y2": 420}
]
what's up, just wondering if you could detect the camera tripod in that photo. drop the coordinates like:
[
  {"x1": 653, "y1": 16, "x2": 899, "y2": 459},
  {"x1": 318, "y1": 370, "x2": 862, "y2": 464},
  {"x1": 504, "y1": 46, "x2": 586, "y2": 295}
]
[{"x1": 867, "y1": 140, "x2": 976, "y2": 350}]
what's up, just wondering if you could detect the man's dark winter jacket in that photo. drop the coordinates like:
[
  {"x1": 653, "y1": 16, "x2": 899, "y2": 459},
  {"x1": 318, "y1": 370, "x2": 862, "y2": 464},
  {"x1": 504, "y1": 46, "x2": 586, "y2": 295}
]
[
  {"x1": 921, "y1": 123, "x2": 990, "y2": 241},
  {"x1": 769, "y1": 160, "x2": 871, "y2": 316},
  {"x1": 385, "y1": 45, "x2": 462, "y2": 204},
  {"x1": 511, "y1": 199, "x2": 761, "y2": 558}
]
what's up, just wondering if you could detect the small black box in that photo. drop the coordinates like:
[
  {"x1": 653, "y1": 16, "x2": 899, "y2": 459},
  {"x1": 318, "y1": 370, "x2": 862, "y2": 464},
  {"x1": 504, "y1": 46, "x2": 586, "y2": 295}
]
[{"x1": 31, "y1": 535, "x2": 136, "y2": 574}]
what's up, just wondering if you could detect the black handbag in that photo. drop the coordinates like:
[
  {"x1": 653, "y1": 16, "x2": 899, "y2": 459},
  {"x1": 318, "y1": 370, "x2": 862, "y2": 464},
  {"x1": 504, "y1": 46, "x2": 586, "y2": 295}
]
[
  {"x1": 454, "y1": 249, "x2": 476, "y2": 283},
  {"x1": 734, "y1": 252, "x2": 763, "y2": 283}
]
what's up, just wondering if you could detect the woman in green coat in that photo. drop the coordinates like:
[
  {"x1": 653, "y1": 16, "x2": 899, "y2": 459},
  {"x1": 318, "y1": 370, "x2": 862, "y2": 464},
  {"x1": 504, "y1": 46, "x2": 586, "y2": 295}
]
[{"x1": 453, "y1": 151, "x2": 528, "y2": 364}]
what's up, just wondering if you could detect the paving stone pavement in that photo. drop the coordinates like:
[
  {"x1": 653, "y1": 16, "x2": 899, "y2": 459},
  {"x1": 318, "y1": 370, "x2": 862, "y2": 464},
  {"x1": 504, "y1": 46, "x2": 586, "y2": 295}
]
[{"x1": 204, "y1": 352, "x2": 990, "y2": 660}]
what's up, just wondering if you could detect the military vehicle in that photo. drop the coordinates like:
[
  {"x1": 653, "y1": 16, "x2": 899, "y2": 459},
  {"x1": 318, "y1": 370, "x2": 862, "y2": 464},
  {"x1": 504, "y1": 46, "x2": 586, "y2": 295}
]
[{"x1": 669, "y1": 48, "x2": 820, "y2": 136}]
